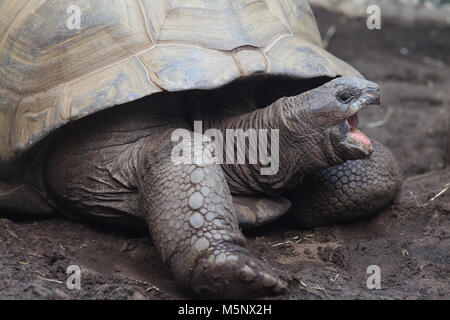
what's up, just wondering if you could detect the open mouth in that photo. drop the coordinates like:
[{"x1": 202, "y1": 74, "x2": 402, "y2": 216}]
[
  {"x1": 343, "y1": 83, "x2": 381, "y2": 155},
  {"x1": 346, "y1": 113, "x2": 372, "y2": 150}
]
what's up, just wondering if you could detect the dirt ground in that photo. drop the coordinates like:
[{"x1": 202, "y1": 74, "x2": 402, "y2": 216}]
[{"x1": 0, "y1": 8, "x2": 449, "y2": 300}]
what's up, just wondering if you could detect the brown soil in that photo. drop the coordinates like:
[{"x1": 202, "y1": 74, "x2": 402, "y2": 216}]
[{"x1": 0, "y1": 8, "x2": 449, "y2": 300}]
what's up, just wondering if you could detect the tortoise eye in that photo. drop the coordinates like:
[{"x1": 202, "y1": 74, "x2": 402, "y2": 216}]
[{"x1": 337, "y1": 89, "x2": 355, "y2": 103}]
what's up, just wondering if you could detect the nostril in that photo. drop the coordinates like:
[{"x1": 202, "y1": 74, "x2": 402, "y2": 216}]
[{"x1": 365, "y1": 88, "x2": 381, "y2": 104}]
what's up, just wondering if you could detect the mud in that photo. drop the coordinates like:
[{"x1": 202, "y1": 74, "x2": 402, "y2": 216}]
[{"x1": 0, "y1": 8, "x2": 449, "y2": 300}]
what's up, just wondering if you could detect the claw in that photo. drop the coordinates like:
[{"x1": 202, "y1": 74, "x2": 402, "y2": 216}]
[
  {"x1": 191, "y1": 248, "x2": 286, "y2": 298},
  {"x1": 240, "y1": 265, "x2": 257, "y2": 282}
]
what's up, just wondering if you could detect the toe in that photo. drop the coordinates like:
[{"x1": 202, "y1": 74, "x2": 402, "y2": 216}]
[{"x1": 190, "y1": 248, "x2": 286, "y2": 299}]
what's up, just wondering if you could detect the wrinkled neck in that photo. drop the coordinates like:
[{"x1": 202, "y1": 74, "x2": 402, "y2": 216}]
[{"x1": 202, "y1": 96, "x2": 344, "y2": 196}]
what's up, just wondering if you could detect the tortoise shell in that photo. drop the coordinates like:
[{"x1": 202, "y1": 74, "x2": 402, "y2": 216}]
[{"x1": 0, "y1": 0, "x2": 361, "y2": 166}]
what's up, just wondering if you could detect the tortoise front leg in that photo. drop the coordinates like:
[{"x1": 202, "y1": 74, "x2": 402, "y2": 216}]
[{"x1": 137, "y1": 133, "x2": 286, "y2": 298}]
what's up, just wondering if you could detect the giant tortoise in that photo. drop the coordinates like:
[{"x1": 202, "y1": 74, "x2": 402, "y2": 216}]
[{"x1": 0, "y1": 0, "x2": 401, "y2": 298}]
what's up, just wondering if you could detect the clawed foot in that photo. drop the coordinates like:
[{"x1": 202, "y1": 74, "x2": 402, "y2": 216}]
[{"x1": 189, "y1": 246, "x2": 287, "y2": 299}]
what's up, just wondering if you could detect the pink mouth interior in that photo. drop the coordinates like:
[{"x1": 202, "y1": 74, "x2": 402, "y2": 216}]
[{"x1": 347, "y1": 113, "x2": 371, "y2": 148}]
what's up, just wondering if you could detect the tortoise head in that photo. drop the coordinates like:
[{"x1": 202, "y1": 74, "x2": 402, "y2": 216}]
[{"x1": 292, "y1": 76, "x2": 381, "y2": 161}]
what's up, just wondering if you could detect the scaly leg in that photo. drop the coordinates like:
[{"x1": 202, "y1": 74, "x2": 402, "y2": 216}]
[
  {"x1": 286, "y1": 140, "x2": 401, "y2": 228},
  {"x1": 137, "y1": 132, "x2": 286, "y2": 298}
]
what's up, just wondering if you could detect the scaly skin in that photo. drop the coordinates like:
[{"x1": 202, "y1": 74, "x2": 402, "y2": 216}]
[
  {"x1": 45, "y1": 77, "x2": 400, "y2": 298},
  {"x1": 45, "y1": 100, "x2": 288, "y2": 297},
  {"x1": 138, "y1": 133, "x2": 286, "y2": 297},
  {"x1": 286, "y1": 140, "x2": 401, "y2": 228}
]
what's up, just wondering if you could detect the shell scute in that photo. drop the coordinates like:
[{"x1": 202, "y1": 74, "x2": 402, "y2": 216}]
[{"x1": 0, "y1": 0, "x2": 361, "y2": 163}]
